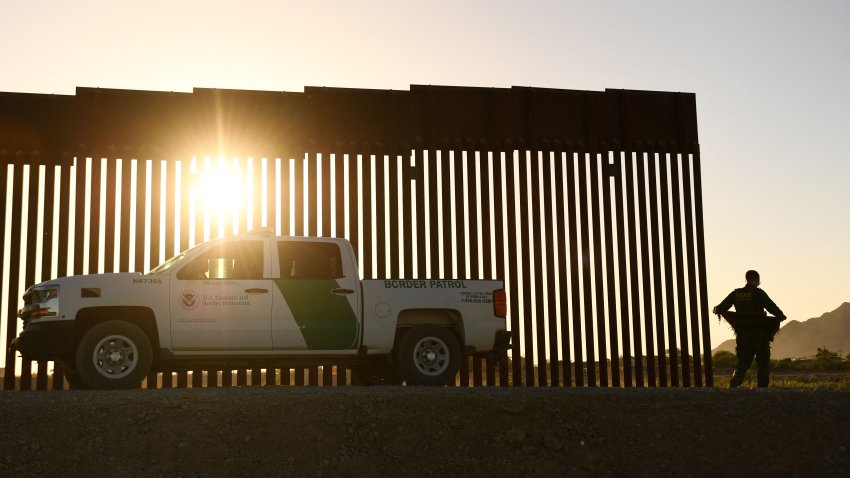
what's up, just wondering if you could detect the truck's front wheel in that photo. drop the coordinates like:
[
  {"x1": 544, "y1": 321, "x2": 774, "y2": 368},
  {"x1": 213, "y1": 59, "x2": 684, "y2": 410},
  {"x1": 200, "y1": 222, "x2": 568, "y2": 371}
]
[
  {"x1": 396, "y1": 325, "x2": 460, "y2": 386},
  {"x1": 74, "y1": 321, "x2": 152, "y2": 389}
]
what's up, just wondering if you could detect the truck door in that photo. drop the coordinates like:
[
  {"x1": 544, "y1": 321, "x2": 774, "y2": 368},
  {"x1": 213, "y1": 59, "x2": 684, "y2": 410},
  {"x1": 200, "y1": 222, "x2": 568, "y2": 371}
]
[
  {"x1": 170, "y1": 239, "x2": 272, "y2": 350},
  {"x1": 272, "y1": 240, "x2": 359, "y2": 350}
]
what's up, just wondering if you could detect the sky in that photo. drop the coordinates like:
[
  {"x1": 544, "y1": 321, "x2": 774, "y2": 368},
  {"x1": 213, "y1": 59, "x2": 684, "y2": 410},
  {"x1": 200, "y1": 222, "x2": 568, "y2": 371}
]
[{"x1": 1, "y1": 0, "x2": 848, "y2": 348}]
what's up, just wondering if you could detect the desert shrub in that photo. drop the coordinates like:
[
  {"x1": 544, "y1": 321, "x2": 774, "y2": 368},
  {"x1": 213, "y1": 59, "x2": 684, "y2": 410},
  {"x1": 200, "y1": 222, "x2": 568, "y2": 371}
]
[
  {"x1": 814, "y1": 347, "x2": 845, "y2": 370},
  {"x1": 712, "y1": 350, "x2": 737, "y2": 369},
  {"x1": 793, "y1": 359, "x2": 816, "y2": 370},
  {"x1": 772, "y1": 358, "x2": 794, "y2": 371}
]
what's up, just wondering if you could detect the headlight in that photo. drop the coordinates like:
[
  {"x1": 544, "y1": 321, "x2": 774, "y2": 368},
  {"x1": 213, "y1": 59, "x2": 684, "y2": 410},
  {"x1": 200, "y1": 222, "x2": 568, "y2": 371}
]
[
  {"x1": 19, "y1": 285, "x2": 60, "y2": 321},
  {"x1": 34, "y1": 287, "x2": 59, "y2": 303}
]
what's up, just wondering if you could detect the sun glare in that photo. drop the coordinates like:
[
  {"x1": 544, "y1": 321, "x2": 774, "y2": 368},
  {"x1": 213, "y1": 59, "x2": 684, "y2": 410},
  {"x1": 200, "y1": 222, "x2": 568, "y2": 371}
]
[{"x1": 198, "y1": 156, "x2": 245, "y2": 238}]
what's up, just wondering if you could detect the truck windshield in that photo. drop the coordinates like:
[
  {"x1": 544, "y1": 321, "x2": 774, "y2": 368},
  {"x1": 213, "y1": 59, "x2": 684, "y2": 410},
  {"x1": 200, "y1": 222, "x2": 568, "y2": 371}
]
[{"x1": 147, "y1": 243, "x2": 205, "y2": 275}]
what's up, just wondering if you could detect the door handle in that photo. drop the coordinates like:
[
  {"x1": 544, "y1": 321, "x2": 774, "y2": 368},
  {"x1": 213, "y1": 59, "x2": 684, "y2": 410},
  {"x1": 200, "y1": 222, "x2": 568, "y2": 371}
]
[
  {"x1": 245, "y1": 288, "x2": 269, "y2": 294},
  {"x1": 331, "y1": 288, "x2": 354, "y2": 295}
]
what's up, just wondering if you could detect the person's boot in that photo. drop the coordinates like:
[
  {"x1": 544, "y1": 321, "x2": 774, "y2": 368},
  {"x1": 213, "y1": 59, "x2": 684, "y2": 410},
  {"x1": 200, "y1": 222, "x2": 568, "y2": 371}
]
[{"x1": 729, "y1": 374, "x2": 743, "y2": 388}]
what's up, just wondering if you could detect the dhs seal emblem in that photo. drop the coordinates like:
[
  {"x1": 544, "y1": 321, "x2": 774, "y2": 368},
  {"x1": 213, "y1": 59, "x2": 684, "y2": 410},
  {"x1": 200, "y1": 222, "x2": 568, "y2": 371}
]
[{"x1": 180, "y1": 290, "x2": 201, "y2": 311}]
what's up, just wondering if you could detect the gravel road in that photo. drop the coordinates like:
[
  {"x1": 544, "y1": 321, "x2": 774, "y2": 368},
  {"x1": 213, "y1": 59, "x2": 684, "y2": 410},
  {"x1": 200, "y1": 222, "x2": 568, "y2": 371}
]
[{"x1": 1, "y1": 387, "x2": 849, "y2": 477}]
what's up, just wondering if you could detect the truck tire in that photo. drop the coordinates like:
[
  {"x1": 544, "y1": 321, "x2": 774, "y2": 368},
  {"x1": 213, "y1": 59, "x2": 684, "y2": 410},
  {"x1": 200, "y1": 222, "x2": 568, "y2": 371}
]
[
  {"x1": 74, "y1": 320, "x2": 153, "y2": 389},
  {"x1": 395, "y1": 325, "x2": 460, "y2": 386}
]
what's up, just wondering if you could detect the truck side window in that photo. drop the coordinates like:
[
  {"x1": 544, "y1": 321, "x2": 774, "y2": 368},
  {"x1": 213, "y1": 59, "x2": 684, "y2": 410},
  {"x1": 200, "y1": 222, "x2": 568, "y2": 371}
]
[
  {"x1": 277, "y1": 242, "x2": 343, "y2": 280},
  {"x1": 177, "y1": 241, "x2": 264, "y2": 280}
]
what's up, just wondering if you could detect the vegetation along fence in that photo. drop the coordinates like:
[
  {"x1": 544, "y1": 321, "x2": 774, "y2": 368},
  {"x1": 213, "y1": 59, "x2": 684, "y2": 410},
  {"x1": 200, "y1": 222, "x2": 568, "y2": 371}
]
[{"x1": 0, "y1": 85, "x2": 710, "y2": 390}]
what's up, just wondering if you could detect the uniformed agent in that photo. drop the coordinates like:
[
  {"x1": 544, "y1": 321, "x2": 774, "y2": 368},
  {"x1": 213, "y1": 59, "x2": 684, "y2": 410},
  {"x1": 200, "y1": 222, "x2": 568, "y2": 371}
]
[{"x1": 713, "y1": 270, "x2": 786, "y2": 388}]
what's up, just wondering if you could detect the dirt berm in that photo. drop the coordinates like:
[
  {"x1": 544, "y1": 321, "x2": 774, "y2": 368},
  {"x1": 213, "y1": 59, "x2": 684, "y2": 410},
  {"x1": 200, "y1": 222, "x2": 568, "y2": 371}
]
[{"x1": 1, "y1": 387, "x2": 848, "y2": 477}]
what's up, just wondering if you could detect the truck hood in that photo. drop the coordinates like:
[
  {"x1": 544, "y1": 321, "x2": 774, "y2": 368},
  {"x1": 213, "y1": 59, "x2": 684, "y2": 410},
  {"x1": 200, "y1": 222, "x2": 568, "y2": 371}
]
[{"x1": 31, "y1": 272, "x2": 156, "y2": 289}]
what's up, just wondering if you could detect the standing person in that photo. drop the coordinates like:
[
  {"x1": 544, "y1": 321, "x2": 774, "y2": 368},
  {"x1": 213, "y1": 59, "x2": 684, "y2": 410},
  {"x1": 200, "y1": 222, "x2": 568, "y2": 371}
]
[{"x1": 714, "y1": 270, "x2": 786, "y2": 388}]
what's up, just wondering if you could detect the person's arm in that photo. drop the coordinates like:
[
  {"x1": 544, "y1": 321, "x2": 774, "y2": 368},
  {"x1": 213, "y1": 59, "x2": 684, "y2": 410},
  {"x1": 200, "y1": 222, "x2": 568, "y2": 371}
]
[
  {"x1": 758, "y1": 289, "x2": 786, "y2": 321},
  {"x1": 713, "y1": 291, "x2": 736, "y2": 315}
]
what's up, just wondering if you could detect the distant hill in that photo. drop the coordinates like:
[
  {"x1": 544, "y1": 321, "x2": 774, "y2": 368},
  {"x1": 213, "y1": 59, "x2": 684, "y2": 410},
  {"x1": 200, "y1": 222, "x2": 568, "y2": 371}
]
[{"x1": 713, "y1": 302, "x2": 850, "y2": 359}]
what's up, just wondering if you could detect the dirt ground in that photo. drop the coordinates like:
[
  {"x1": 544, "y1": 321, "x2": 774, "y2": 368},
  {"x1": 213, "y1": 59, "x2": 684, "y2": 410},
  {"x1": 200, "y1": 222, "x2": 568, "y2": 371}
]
[{"x1": 1, "y1": 386, "x2": 849, "y2": 478}]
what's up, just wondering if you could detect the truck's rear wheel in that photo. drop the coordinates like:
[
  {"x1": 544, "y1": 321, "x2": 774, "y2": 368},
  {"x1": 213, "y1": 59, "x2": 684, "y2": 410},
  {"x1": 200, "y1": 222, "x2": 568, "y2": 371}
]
[
  {"x1": 396, "y1": 325, "x2": 460, "y2": 386},
  {"x1": 74, "y1": 320, "x2": 152, "y2": 389}
]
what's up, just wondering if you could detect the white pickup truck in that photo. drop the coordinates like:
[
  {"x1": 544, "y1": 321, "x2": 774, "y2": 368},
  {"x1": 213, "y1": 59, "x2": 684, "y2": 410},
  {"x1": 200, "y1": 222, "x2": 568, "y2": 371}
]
[{"x1": 10, "y1": 230, "x2": 509, "y2": 389}]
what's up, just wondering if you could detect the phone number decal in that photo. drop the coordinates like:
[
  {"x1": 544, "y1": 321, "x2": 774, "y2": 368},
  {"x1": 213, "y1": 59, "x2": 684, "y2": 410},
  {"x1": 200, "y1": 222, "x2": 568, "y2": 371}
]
[{"x1": 460, "y1": 291, "x2": 493, "y2": 304}]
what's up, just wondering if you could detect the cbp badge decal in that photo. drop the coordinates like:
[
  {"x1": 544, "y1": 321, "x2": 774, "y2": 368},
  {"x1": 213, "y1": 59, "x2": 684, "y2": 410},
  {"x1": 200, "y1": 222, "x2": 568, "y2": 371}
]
[{"x1": 180, "y1": 290, "x2": 200, "y2": 311}]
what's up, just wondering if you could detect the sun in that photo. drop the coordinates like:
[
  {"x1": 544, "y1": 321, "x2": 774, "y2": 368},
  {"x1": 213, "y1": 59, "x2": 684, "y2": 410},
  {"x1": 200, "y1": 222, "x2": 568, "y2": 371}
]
[{"x1": 195, "y1": 156, "x2": 246, "y2": 239}]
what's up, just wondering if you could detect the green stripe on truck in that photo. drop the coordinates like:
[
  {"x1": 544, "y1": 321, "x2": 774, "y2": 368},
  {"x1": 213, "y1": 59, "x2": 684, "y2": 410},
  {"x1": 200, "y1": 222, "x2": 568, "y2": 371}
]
[{"x1": 274, "y1": 279, "x2": 358, "y2": 349}]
